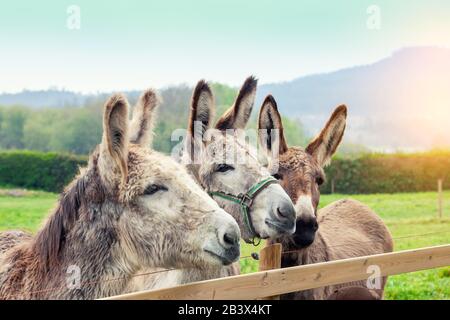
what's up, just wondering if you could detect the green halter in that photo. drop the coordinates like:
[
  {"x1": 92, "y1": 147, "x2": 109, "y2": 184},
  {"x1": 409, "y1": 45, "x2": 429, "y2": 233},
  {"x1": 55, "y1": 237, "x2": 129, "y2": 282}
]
[{"x1": 209, "y1": 176, "x2": 278, "y2": 246}]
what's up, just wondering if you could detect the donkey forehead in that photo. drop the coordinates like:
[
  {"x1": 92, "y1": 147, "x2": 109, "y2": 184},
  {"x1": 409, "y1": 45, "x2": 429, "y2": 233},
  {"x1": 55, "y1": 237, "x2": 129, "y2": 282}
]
[
  {"x1": 126, "y1": 145, "x2": 193, "y2": 187},
  {"x1": 278, "y1": 147, "x2": 320, "y2": 175},
  {"x1": 205, "y1": 134, "x2": 259, "y2": 163}
]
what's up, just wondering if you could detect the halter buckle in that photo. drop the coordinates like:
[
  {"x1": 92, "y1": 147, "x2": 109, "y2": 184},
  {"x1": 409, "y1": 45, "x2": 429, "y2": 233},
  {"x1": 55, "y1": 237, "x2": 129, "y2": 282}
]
[{"x1": 238, "y1": 193, "x2": 253, "y2": 208}]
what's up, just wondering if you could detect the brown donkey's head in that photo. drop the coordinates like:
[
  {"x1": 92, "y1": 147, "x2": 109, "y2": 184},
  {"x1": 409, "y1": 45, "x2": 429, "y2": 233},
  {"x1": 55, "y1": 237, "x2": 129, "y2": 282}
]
[
  {"x1": 258, "y1": 95, "x2": 347, "y2": 247},
  {"x1": 181, "y1": 77, "x2": 296, "y2": 243}
]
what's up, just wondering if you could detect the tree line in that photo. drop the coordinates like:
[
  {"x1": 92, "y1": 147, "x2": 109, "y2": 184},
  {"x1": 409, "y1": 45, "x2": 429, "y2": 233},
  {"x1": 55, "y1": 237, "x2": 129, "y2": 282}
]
[{"x1": 0, "y1": 83, "x2": 309, "y2": 155}]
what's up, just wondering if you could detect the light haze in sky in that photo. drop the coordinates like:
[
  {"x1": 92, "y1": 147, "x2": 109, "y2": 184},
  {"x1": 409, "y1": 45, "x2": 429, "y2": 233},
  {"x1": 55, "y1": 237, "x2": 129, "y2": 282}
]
[{"x1": 1, "y1": 0, "x2": 449, "y2": 93}]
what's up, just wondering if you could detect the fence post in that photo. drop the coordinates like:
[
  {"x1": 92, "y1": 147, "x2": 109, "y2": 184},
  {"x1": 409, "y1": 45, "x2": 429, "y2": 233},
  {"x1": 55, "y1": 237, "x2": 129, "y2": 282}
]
[
  {"x1": 438, "y1": 179, "x2": 443, "y2": 219},
  {"x1": 331, "y1": 179, "x2": 335, "y2": 194},
  {"x1": 259, "y1": 243, "x2": 282, "y2": 300}
]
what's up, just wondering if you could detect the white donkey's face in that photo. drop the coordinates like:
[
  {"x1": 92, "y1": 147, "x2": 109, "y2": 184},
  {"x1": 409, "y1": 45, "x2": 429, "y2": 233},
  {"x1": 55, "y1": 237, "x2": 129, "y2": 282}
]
[
  {"x1": 98, "y1": 90, "x2": 240, "y2": 271},
  {"x1": 181, "y1": 77, "x2": 296, "y2": 242}
]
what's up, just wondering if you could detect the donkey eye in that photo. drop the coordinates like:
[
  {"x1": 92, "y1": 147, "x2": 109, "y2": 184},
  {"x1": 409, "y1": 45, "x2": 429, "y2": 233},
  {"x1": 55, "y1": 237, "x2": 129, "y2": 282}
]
[
  {"x1": 215, "y1": 164, "x2": 235, "y2": 173},
  {"x1": 272, "y1": 173, "x2": 283, "y2": 180},
  {"x1": 143, "y1": 184, "x2": 168, "y2": 196},
  {"x1": 316, "y1": 176, "x2": 324, "y2": 186}
]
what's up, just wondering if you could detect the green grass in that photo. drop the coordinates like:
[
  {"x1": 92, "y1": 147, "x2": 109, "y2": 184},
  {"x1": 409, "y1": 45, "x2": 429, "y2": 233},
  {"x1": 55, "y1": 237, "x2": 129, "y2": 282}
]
[
  {"x1": 240, "y1": 191, "x2": 450, "y2": 300},
  {"x1": 0, "y1": 189, "x2": 57, "y2": 232},
  {"x1": 0, "y1": 188, "x2": 449, "y2": 299}
]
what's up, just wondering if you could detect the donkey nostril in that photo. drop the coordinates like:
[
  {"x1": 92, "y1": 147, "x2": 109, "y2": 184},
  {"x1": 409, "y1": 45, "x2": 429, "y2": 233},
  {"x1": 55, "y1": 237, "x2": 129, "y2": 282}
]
[
  {"x1": 296, "y1": 217, "x2": 318, "y2": 233},
  {"x1": 277, "y1": 207, "x2": 287, "y2": 218},
  {"x1": 223, "y1": 232, "x2": 238, "y2": 246},
  {"x1": 276, "y1": 204, "x2": 296, "y2": 221},
  {"x1": 313, "y1": 220, "x2": 319, "y2": 231}
]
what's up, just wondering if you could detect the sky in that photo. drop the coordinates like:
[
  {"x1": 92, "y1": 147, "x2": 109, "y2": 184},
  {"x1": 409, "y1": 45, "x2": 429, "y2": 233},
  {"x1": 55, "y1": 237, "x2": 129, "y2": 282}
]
[{"x1": 1, "y1": 0, "x2": 450, "y2": 93}]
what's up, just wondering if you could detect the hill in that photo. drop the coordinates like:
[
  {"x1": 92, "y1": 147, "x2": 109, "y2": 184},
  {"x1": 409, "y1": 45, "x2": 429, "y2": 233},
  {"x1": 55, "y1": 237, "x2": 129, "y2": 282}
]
[{"x1": 256, "y1": 47, "x2": 450, "y2": 151}]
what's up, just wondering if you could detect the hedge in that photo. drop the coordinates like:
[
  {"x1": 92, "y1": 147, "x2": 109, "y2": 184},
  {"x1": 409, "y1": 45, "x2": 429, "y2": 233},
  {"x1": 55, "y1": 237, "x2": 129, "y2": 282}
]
[
  {"x1": 322, "y1": 151, "x2": 450, "y2": 194},
  {"x1": 0, "y1": 150, "x2": 449, "y2": 194},
  {"x1": 0, "y1": 150, "x2": 87, "y2": 193}
]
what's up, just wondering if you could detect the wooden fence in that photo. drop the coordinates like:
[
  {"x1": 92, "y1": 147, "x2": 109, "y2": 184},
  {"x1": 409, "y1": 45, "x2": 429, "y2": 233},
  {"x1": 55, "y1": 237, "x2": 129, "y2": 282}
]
[{"x1": 102, "y1": 244, "x2": 450, "y2": 300}]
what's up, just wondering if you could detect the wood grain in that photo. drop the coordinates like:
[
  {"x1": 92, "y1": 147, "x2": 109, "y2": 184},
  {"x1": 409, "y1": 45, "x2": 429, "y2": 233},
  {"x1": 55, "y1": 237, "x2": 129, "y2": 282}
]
[
  {"x1": 101, "y1": 244, "x2": 450, "y2": 300},
  {"x1": 258, "y1": 243, "x2": 282, "y2": 300}
]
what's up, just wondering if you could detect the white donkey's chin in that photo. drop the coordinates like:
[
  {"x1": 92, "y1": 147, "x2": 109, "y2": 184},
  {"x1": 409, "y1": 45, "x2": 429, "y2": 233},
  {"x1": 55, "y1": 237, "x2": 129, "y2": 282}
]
[
  {"x1": 249, "y1": 183, "x2": 297, "y2": 239},
  {"x1": 202, "y1": 209, "x2": 241, "y2": 266}
]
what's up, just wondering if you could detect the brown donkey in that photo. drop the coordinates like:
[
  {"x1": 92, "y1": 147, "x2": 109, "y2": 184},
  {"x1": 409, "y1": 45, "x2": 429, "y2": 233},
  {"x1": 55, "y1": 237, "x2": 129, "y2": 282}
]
[
  {"x1": 0, "y1": 90, "x2": 240, "y2": 299},
  {"x1": 258, "y1": 96, "x2": 393, "y2": 300}
]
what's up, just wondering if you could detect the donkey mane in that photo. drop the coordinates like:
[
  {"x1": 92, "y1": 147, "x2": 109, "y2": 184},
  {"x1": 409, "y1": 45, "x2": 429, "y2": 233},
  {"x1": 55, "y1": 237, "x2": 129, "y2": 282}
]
[{"x1": 31, "y1": 154, "x2": 106, "y2": 272}]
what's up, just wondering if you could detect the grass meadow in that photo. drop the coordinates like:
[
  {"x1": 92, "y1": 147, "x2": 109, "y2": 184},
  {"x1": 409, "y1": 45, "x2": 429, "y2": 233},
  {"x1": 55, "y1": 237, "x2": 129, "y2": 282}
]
[{"x1": 1, "y1": 188, "x2": 449, "y2": 299}]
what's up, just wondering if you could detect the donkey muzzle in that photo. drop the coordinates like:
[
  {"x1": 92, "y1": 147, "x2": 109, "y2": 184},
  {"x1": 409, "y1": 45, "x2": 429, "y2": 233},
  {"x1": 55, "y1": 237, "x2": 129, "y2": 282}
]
[
  {"x1": 266, "y1": 198, "x2": 296, "y2": 234},
  {"x1": 292, "y1": 216, "x2": 318, "y2": 247}
]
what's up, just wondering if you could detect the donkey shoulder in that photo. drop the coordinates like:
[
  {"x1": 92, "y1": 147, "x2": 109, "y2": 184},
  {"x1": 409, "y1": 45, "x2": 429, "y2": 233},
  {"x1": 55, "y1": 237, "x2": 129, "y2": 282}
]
[{"x1": 318, "y1": 199, "x2": 393, "y2": 255}]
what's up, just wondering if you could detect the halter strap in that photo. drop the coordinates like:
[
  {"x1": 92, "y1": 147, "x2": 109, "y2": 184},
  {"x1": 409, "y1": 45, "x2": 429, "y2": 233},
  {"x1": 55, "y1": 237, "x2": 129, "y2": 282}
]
[{"x1": 209, "y1": 176, "x2": 278, "y2": 246}]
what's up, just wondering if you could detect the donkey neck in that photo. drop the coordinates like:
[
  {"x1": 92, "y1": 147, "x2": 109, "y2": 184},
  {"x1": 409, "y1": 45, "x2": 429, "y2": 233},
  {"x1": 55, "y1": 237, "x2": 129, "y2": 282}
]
[{"x1": 3, "y1": 168, "x2": 139, "y2": 299}]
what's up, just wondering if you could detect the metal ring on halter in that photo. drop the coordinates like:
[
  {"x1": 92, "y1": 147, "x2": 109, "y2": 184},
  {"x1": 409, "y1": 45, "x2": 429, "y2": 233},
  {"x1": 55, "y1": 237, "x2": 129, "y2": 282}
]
[
  {"x1": 209, "y1": 176, "x2": 278, "y2": 246},
  {"x1": 250, "y1": 237, "x2": 261, "y2": 246}
]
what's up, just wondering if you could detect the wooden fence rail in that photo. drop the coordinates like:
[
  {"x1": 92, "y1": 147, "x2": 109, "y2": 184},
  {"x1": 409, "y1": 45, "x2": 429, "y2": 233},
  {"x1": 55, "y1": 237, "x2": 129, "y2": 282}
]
[{"x1": 101, "y1": 244, "x2": 450, "y2": 300}]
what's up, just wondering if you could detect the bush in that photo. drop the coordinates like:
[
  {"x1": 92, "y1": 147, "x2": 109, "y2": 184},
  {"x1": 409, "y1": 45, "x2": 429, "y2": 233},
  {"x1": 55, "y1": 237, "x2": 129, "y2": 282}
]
[
  {"x1": 322, "y1": 151, "x2": 450, "y2": 194},
  {"x1": 1, "y1": 150, "x2": 449, "y2": 194},
  {"x1": 0, "y1": 150, "x2": 87, "y2": 193}
]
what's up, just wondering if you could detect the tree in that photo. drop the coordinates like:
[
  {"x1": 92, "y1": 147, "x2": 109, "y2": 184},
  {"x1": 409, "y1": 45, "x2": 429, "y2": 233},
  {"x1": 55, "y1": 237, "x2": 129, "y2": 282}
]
[
  {"x1": 0, "y1": 106, "x2": 27, "y2": 149},
  {"x1": 49, "y1": 108, "x2": 102, "y2": 154}
]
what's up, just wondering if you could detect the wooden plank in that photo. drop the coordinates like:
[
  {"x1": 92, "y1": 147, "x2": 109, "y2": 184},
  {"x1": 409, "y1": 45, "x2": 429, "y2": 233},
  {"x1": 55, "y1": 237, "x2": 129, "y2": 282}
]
[
  {"x1": 258, "y1": 243, "x2": 282, "y2": 300},
  {"x1": 438, "y1": 179, "x2": 443, "y2": 218},
  {"x1": 101, "y1": 244, "x2": 450, "y2": 300}
]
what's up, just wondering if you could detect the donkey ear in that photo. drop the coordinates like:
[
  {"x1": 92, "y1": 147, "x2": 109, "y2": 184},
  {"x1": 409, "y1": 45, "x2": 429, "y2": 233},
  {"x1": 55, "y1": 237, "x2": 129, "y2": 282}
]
[
  {"x1": 306, "y1": 105, "x2": 347, "y2": 167},
  {"x1": 100, "y1": 94, "x2": 130, "y2": 185},
  {"x1": 188, "y1": 80, "x2": 214, "y2": 140},
  {"x1": 215, "y1": 76, "x2": 257, "y2": 130},
  {"x1": 129, "y1": 89, "x2": 161, "y2": 147},
  {"x1": 258, "y1": 95, "x2": 288, "y2": 157},
  {"x1": 183, "y1": 80, "x2": 214, "y2": 163}
]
